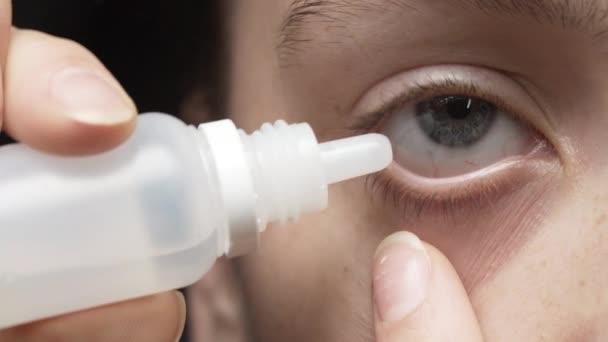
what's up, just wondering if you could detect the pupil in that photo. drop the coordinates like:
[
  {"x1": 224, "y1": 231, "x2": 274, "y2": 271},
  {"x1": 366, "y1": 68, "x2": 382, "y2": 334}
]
[
  {"x1": 445, "y1": 96, "x2": 472, "y2": 120},
  {"x1": 415, "y1": 95, "x2": 497, "y2": 147}
]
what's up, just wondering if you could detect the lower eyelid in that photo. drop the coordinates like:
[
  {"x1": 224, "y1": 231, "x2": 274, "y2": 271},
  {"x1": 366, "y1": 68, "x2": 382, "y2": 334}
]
[{"x1": 368, "y1": 140, "x2": 560, "y2": 219}]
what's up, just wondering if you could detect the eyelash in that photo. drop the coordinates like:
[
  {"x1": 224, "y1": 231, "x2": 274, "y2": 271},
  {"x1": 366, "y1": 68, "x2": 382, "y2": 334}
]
[
  {"x1": 367, "y1": 171, "x2": 486, "y2": 223},
  {"x1": 352, "y1": 77, "x2": 550, "y2": 223},
  {"x1": 349, "y1": 77, "x2": 534, "y2": 135}
]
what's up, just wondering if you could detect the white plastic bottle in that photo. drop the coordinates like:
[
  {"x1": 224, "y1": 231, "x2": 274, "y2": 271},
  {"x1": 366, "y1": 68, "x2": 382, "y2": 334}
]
[{"x1": 0, "y1": 113, "x2": 392, "y2": 329}]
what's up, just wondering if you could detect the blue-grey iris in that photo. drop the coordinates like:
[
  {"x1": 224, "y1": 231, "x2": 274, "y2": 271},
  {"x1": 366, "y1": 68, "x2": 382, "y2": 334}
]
[{"x1": 415, "y1": 96, "x2": 497, "y2": 147}]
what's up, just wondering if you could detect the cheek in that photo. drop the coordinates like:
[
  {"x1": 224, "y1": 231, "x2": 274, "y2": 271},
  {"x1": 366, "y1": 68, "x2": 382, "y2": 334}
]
[
  {"x1": 237, "y1": 183, "x2": 383, "y2": 341},
  {"x1": 426, "y1": 184, "x2": 554, "y2": 292},
  {"x1": 471, "y1": 177, "x2": 608, "y2": 340},
  {"x1": 237, "y1": 161, "x2": 608, "y2": 341}
]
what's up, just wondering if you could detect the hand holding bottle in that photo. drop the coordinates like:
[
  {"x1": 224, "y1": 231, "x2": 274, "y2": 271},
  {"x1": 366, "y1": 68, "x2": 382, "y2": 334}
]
[{"x1": 0, "y1": 2, "x2": 185, "y2": 340}]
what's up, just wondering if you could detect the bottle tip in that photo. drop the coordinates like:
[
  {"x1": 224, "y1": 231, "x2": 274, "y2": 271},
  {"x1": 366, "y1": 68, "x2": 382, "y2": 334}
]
[{"x1": 319, "y1": 133, "x2": 393, "y2": 185}]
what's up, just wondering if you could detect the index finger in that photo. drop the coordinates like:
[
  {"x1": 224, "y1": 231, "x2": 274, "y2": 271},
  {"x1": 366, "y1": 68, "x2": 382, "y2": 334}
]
[{"x1": 3, "y1": 29, "x2": 136, "y2": 155}]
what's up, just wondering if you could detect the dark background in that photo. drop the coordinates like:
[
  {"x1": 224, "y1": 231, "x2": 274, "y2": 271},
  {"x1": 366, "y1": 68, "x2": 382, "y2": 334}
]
[
  {"x1": 10, "y1": 2, "x2": 225, "y2": 340},
  {"x1": 13, "y1": 0, "x2": 224, "y2": 114}
]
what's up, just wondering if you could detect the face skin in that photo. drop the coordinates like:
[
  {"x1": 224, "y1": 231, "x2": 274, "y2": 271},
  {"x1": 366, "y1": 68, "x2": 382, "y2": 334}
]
[{"x1": 225, "y1": 0, "x2": 608, "y2": 340}]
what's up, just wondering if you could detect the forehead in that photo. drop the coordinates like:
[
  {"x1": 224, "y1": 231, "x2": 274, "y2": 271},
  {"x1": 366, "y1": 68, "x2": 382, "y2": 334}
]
[
  {"x1": 255, "y1": 0, "x2": 608, "y2": 8},
  {"x1": 240, "y1": 0, "x2": 608, "y2": 28},
  {"x1": 236, "y1": 0, "x2": 608, "y2": 49},
  {"x1": 233, "y1": 0, "x2": 608, "y2": 72}
]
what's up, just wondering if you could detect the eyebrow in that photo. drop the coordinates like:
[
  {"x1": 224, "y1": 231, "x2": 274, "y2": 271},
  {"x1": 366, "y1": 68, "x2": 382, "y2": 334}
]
[{"x1": 278, "y1": 0, "x2": 608, "y2": 58}]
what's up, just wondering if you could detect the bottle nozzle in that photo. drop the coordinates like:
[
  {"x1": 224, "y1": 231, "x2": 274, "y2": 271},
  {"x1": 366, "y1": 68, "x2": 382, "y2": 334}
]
[
  {"x1": 319, "y1": 134, "x2": 393, "y2": 184},
  {"x1": 205, "y1": 119, "x2": 394, "y2": 256}
]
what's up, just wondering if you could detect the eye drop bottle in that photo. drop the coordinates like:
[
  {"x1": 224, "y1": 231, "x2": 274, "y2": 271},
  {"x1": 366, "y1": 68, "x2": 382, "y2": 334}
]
[{"x1": 0, "y1": 112, "x2": 392, "y2": 329}]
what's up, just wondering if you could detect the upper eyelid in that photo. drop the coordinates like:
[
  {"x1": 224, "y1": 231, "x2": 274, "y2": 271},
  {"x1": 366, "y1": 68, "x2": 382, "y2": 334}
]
[
  {"x1": 348, "y1": 65, "x2": 554, "y2": 138},
  {"x1": 348, "y1": 77, "x2": 487, "y2": 133},
  {"x1": 503, "y1": 71, "x2": 556, "y2": 130}
]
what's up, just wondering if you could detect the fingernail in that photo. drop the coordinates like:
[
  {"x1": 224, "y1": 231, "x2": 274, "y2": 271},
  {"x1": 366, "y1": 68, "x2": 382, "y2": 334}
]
[
  {"x1": 51, "y1": 67, "x2": 134, "y2": 125},
  {"x1": 373, "y1": 231, "x2": 431, "y2": 322},
  {"x1": 174, "y1": 291, "x2": 187, "y2": 342}
]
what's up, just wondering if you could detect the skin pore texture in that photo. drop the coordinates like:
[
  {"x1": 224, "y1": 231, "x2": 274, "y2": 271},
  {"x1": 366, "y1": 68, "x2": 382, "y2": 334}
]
[{"x1": 226, "y1": 0, "x2": 608, "y2": 341}]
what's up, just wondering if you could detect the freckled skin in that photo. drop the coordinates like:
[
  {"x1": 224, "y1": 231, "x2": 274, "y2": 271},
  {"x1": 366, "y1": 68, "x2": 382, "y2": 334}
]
[{"x1": 225, "y1": 0, "x2": 608, "y2": 341}]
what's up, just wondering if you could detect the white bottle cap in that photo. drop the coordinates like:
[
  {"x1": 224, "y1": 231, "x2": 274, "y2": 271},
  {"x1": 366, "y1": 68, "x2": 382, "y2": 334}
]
[{"x1": 198, "y1": 120, "x2": 393, "y2": 257}]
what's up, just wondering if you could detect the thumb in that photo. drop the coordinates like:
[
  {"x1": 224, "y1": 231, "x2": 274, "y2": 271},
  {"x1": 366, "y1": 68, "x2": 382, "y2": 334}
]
[{"x1": 373, "y1": 231, "x2": 484, "y2": 342}]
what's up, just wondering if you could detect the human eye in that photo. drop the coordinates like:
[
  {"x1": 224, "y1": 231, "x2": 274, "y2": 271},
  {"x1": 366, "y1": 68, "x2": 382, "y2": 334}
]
[
  {"x1": 350, "y1": 65, "x2": 559, "y2": 215},
  {"x1": 383, "y1": 83, "x2": 539, "y2": 179}
]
